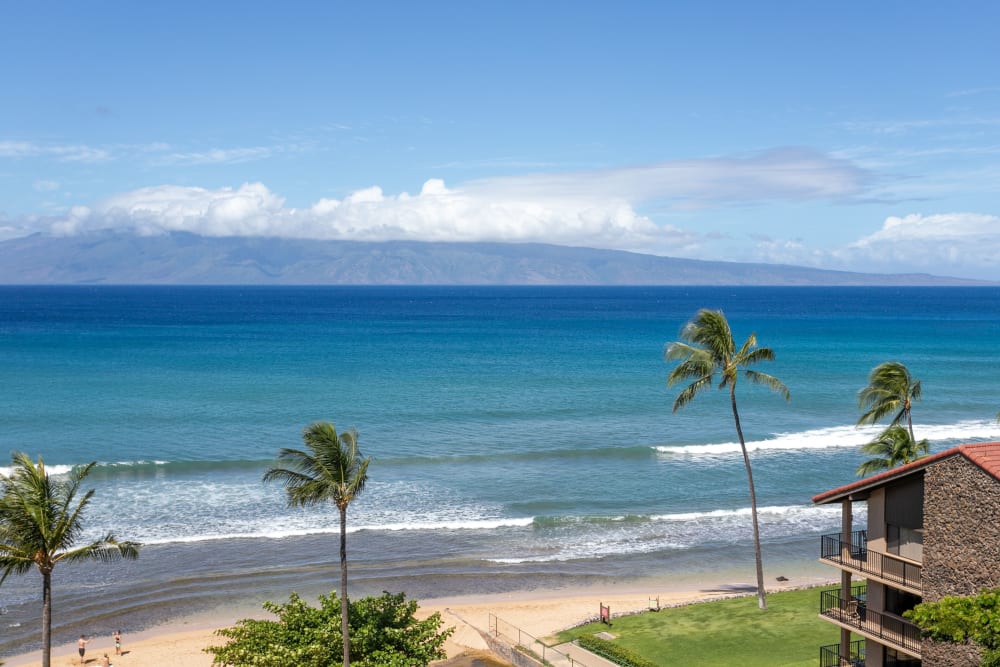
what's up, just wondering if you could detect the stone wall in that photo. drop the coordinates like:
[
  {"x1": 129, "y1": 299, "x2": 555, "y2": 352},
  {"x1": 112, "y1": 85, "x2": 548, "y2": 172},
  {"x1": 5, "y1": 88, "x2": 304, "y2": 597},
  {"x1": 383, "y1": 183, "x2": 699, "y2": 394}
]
[{"x1": 920, "y1": 454, "x2": 1000, "y2": 666}]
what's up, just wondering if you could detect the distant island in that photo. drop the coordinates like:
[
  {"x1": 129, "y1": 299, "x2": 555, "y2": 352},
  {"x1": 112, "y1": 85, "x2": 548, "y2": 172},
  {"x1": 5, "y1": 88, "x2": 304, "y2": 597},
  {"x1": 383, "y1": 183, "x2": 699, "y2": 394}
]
[{"x1": 0, "y1": 230, "x2": 991, "y2": 286}]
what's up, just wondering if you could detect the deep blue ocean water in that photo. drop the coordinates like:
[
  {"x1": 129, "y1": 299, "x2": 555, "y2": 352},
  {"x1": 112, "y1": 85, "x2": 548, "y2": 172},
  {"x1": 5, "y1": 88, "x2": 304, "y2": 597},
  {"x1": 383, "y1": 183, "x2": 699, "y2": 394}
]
[{"x1": 2, "y1": 285, "x2": 999, "y2": 655}]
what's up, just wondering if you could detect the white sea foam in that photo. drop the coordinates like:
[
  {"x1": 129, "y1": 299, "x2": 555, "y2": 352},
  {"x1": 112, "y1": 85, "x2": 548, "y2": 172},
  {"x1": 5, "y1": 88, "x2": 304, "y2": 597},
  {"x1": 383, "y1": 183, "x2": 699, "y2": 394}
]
[
  {"x1": 352, "y1": 517, "x2": 536, "y2": 532},
  {"x1": 0, "y1": 461, "x2": 170, "y2": 477},
  {"x1": 654, "y1": 420, "x2": 1000, "y2": 455},
  {"x1": 131, "y1": 516, "x2": 538, "y2": 545},
  {"x1": 652, "y1": 503, "x2": 851, "y2": 527},
  {"x1": 103, "y1": 460, "x2": 170, "y2": 467},
  {"x1": 486, "y1": 537, "x2": 690, "y2": 564},
  {"x1": 483, "y1": 504, "x2": 857, "y2": 564},
  {"x1": 121, "y1": 505, "x2": 845, "y2": 549},
  {"x1": 0, "y1": 463, "x2": 76, "y2": 477}
]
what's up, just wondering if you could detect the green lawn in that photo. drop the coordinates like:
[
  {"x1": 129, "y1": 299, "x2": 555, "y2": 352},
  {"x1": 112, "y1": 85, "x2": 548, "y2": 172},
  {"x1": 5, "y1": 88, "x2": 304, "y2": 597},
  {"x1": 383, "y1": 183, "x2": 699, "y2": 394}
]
[{"x1": 555, "y1": 587, "x2": 846, "y2": 667}]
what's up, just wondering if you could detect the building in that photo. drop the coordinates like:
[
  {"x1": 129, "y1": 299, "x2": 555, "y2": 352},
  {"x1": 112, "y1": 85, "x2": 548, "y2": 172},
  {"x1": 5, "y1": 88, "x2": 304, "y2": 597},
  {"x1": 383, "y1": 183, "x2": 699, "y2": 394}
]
[{"x1": 812, "y1": 441, "x2": 1000, "y2": 666}]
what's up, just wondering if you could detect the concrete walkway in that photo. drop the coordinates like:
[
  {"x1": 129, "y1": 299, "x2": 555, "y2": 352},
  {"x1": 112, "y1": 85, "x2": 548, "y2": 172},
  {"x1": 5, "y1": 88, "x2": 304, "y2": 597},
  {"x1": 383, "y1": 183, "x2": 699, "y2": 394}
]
[{"x1": 551, "y1": 641, "x2": 621, "y2": 667}]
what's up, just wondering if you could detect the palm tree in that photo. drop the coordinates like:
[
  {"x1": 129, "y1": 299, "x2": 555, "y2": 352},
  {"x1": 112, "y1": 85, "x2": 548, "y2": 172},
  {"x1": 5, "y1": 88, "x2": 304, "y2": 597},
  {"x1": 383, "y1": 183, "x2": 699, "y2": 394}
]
[
  {"x1": 857, "y1": 361, "x2": 922, "y2": 444},
  {"x1": 856, "y1": 425, "x2": 930, "y2": 477},
  {"x1": 665, "y1": 309, "x2": 790, "y2": 610},
  {"x1": 263, "y1": 422, "x2": 371, "y2": 667},
  {"x1": 0, "y1": 452, "x2": 140, "y2": 667}
]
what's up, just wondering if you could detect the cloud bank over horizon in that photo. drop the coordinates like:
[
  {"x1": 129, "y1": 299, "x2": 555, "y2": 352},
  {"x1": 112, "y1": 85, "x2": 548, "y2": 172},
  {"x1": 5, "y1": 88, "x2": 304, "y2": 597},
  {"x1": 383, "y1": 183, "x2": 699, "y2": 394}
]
[
  {"x1": 3, "y1": 148, "x2": 997, "y2": 279},
  {"x1": 4, "y1": 4, "x2": 999, "y2": 282}
]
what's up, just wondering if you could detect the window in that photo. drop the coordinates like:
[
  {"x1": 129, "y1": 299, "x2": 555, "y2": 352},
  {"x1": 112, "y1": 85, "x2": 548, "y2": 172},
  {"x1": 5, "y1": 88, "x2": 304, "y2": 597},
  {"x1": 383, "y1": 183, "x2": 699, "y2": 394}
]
[
  {"x1": 885, "y1": 587, "x2": 921, "y2": 616},
  {"x1": 885, "y1": 647, "x2": 921, "y2": 666},
  {"x1": 887, "y1": 524, "x2": 923, "y2": 561}
]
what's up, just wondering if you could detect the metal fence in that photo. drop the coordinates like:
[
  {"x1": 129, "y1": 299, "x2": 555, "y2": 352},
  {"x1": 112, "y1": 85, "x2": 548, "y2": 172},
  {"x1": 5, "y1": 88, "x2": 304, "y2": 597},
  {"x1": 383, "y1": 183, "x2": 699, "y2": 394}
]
[
  {"x1": 820, "y1": 639, "x2": 865, "y2": 667},
  {"x1": 488, "y1": 613, "x2": 602, "y2": 667},
  {"x1": 820, "y1": 531, "x2": 922, "y2": 592},
  {"x1": 819, "y1": 589, "x2": 922, "y2": 656}
]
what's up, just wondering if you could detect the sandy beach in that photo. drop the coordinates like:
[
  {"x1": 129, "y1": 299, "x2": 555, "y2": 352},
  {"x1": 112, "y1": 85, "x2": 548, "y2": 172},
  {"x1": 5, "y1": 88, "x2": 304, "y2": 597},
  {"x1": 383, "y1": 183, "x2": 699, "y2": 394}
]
[{"x1": 3, "y1": 573, "x2": 830, "y2": 667}]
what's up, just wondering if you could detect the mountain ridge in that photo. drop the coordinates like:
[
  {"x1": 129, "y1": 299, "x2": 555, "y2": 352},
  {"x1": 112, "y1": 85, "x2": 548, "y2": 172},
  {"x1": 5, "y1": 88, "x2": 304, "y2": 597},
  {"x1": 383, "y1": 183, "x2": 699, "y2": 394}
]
[{"x1": 0, "y1": 230, "x2": 990, "y2": 286}]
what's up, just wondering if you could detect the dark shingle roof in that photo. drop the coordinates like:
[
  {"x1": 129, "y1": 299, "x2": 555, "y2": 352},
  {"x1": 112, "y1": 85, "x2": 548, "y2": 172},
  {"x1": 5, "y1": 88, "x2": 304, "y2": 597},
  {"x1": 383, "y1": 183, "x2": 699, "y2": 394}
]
[{"x1": 812, "y1": 441, "x2": 1000, "y2": 505}]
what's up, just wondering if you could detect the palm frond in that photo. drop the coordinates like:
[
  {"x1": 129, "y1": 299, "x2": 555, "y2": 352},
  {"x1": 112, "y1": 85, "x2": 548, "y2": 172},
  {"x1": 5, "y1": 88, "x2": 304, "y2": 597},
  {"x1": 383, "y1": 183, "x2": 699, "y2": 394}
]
[
  {"x1": 56, "y1": 537, "x2": 141, "y2": 565},
  {"x1": 855, "y1": 457, "x2": 889, "y2": 477},
  {"x1": 666, "y1": 310, "x2": 788, "y2": 409},
  {"x1": 735, "y1": 333, "x2": 758, "y2": 360},
  {"x1": 915, "y1": 437, "x2": 930, "y2": 457},
  {"x1": 741, "y1": 346, "x2": 776, "y2": 366},
  {"x1": 744, "y1": 370, "x2": 791, "y2": 401},
  {"x1": 0, "y1": 446, "x2": 140, "y2": 659},
  {"x1": 682, "y1": 309, "x2": 735, "y2": 360},
  {"x1": 672, "y1": 377, "x2": 712, "y2": 412},
  {"x1": 858, "y1": 395, "x2": 899, "y2": 425},
  {"x1": 264, "y1": 422, "x2": 371, "y2": 510},
  {"x1": 667, "y1": 355, "x2": 714, "y2": 386},
  {"x1": 663, "y1": 340, "x2": 699, "y2": 361},
  {"x1": 857, "y1": 361, "x2": 921, "y2": 430},
  {"x1": 855, "y1": 425, "x2": 928, "y2": 477}
]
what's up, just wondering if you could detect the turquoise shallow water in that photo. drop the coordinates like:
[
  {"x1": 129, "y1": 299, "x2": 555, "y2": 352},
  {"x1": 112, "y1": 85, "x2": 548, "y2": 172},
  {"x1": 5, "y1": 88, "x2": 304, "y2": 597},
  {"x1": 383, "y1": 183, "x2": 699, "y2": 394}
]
[{"x1": 2, "y1": 285, "x2": 999, "y2": 655}]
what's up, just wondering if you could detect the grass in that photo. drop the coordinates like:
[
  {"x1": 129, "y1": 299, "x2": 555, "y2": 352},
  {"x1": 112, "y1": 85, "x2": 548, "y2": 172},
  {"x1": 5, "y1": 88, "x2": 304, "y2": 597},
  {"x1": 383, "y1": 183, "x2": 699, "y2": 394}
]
[{"x1": 555, "y1": 587, "x2": 846, "y2": 667}]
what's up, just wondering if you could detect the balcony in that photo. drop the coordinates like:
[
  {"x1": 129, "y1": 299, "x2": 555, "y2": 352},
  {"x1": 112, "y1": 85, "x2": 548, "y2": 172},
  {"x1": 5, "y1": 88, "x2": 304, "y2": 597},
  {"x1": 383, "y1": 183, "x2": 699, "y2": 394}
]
[
  {"x1": 820, "y1": 639, "x2": 865, "y2": 667},
  {"x1": 820, "y1": 530, "x2": 922, "y2": 594},
  {"x1": 819, "y1": 589, "x2": 922, "y2": 658},
  {"x1": 885, "y1": 653, "x2": 922, "y2": 666}
]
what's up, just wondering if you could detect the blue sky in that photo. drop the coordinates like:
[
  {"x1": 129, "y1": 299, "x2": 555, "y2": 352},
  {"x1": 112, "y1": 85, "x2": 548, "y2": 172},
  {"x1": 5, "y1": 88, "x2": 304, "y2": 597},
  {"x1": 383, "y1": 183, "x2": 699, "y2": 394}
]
[{"x1": 2, "y1": 1, "x2": 999, "y2": 278}]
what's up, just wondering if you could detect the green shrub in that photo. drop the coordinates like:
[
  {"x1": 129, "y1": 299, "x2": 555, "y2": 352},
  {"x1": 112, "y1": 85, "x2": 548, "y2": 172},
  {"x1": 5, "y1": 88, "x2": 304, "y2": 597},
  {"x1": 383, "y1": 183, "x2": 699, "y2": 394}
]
[
  {"x1": 577, "y1": 634, "x2": 660, "y2": 667},
  {"x1": 906, "y1": 589, "x2": 1000, "y2": 667},
  {"x1": 205, "y1": 590, "x2": 453, "y2": 667}
]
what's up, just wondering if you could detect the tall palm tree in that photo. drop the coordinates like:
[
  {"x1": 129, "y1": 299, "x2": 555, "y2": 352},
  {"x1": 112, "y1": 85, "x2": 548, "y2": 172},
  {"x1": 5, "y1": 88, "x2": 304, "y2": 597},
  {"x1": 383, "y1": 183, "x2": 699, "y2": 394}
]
[
  {"x1": 855, "y1": 425, "x2": 930, "y2": 477},
  {"x1": 665, "y1": 309, "x2": 790, "y2": 610},
  {"x1": 857, "y1": 361, "x2": 922, "y2": 444},
  {"x1": 0, "y1": 452, "x2": 140, "y2": 667},
  {"x1": 263, "y1": 422, "x2": 371, "y2": 667}
]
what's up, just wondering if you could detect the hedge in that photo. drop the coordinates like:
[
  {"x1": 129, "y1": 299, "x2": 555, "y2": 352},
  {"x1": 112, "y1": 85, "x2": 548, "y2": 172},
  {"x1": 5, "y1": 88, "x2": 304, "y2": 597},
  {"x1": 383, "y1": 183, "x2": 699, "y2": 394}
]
[{"x1": 576, "y1": 634, "x2": 661, "y2": 667}]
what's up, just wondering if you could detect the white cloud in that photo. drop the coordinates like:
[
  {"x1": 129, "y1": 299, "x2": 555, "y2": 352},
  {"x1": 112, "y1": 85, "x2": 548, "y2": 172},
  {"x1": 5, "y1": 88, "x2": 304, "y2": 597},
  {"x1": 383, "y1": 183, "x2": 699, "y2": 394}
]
[
  {"x1": 49, "y1": 179, "x2": 698, "y2": 253},
  {"x1": 0, "y1": 141, "x2": 36, "y2": 158},
  {"x1": 0, "y1": 141, "x2": 111, "y2": 162},
  {"x1": 14, "y1": 145, "x2": 1000, "y2": 279},
  {"x1": 0, "y1": 138, "x2": 276, "y2": 166},
  {"x1": 34, "y1": 149, "x2": 864, "y2": 255},
  {"x1": 52, "y1": 183, "x2": 288, "y2": 238},
  {"x1": 0, "y1": 212, "x2": 35, "y2": 241},
  {"x1": 839, "y1": 117, "x2": 1000, "y2": 136},
  {"x1": 463, "y1": 148, "x2": 864, "y2": 204},
  {"x1": 749, "y1": 212, "x2": 1000, "y2": 279},
  {"x1": 158, "y1": 146, "x2": 274, "y2": 165},
  {"x1": 33, "y1": 179, "x2": 60, "y2": 192},
  {"x1": 837, "y1": 213, "x2": 1000, "y2": 273},
  {"x1": 853, "y1": 212, "x2": 999, "y2": 244},
  {"x1": 946, "y1": 86, "x2": 1000, "y2": 98}
]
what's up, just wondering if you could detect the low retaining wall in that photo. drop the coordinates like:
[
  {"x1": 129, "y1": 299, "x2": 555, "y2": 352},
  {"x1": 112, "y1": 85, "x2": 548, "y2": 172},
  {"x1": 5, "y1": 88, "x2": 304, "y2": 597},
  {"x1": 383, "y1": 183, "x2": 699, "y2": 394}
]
[{"x1": 482, "y1": 632, "x2": 546, "y2": 667}]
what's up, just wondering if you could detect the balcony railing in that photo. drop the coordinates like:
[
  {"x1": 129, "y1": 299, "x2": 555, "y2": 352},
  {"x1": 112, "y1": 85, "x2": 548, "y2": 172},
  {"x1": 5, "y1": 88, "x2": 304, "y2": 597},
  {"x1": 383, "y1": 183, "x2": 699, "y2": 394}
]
[
  {"x1": 820, "y1": 639, "x2": 865, "y2": 667},
  {"x1": 820, "y1": 530, "x2": 922, "y2": 593},
  {"x1": 819, "y1": 589, "x2": 922, "y2": 657}
]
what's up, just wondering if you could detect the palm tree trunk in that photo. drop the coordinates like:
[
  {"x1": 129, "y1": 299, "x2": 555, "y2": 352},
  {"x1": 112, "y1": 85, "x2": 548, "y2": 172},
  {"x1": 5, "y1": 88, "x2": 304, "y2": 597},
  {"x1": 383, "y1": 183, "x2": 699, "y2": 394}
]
[
  {"x1": 340, "y1": 505, "x2": 350, "y2": 667},
  {"x1": 730, "y1": 386, "x2": 768, "y2": 610},
  {"x1": 42, "y1": 570, "x2": 52, "y2": 667}
]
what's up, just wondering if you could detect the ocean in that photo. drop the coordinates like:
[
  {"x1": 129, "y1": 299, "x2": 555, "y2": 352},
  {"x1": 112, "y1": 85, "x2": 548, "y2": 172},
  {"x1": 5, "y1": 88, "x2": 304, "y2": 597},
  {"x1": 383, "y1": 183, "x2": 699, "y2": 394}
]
[{"x1": 2, "y1": 285, "x2": 999, "y2": 656}]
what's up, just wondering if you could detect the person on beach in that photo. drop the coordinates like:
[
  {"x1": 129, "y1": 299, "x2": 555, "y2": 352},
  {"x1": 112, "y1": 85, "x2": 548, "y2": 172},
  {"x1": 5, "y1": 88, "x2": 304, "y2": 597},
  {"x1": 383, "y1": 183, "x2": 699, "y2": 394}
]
[
  {"x1": 113, "y1": 629, "x2": 122, "y2": 655},
  {"x1": 100, "y1": 653, "x2": 112, "y2": 667},
  {"x1": 78, "y1": 635, "x2": 91, "y2": 664}
]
